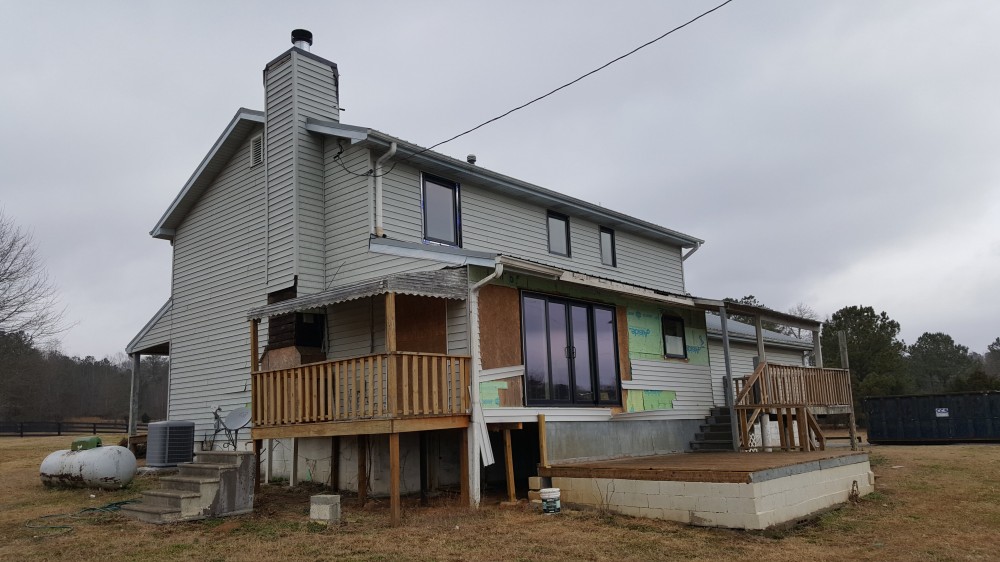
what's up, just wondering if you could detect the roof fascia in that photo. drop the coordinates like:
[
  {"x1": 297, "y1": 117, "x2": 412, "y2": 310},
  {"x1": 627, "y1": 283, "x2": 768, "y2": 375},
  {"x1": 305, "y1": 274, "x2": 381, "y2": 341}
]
[
  {"x1": 150, "y1": 108, "x2": 265, "y2": 240},
  {"x1": 305, "y1": 118, "x2": 368, "y2": 143},
  {"x1": 126, "y1": 298, "x2": 172, "y2": 354},
  {"x1": 723, "y1": 303, "x2": 822, "y2": 331},
  {"x1": 370, "y1": 237, "x2": 497, "y2": 267}
]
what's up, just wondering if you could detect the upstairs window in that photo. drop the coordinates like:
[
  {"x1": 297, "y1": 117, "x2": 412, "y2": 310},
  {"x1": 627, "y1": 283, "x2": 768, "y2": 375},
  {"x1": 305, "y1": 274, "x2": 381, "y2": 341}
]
[
  {"x1": 600, "y1": 227, "x2": 616, "y2": 267},
  {"x1": 547, "y1": 211, "x2": 570, "y2": 256},
  {"x1": 662, "y1": 316, "x2": 687, "y2": 359},
  {"x1": 422, "y1": 174, "x2": 461, "y2": 246}
]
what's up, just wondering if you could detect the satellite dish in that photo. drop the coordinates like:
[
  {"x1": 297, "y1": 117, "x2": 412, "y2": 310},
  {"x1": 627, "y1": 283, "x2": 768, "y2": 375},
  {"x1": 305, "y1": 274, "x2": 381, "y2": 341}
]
[{"x1": 224, "y1": 407, "x2": 251, "y2": 430}]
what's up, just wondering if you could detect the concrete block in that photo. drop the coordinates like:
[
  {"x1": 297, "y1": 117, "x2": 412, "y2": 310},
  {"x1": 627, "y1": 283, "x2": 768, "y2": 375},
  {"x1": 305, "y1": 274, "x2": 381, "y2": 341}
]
[
  {"x1": 695, "y1": 495, "x2": 728, "y2": 514},
  {"x1": 528, "y1": 476, "x2": 551, "y2": 490},
  {"x1": 639, "y1": 507, "x2": 664, "y2": 519},
  {"x1": 614, "y1": 505, "x2": 641, "y2": 517},
  {"x1": 633, "y1": 480, "x2": 660, "y2": 495},
  {"x1": 310, "y1": 494, "x2": 341, "y2": 524},
  {"x1": 659, "y1": 481, "x2": 685, "y2": 495},
  {"x1": 647, "y1": 494, "x2": 676, "y2": 510},
  {"x1": 671, "y1": 495, "x2": 698, "y2": 512},
  {"x1": 528, "y1": 490, "x2": 542, "y2": 501},
  {"x1": 661, "y1": 509, "x2": 692, "y2": 525},
  {"x1": 622, "y1": 493, "x2": 649, "y2": 509}
]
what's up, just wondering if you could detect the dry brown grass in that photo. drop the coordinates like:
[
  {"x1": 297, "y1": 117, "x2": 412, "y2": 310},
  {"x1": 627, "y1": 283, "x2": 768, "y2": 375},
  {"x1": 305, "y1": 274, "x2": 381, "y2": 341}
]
[{"x1": 1, "y1": 435, "x2": 998, "y2": 561}]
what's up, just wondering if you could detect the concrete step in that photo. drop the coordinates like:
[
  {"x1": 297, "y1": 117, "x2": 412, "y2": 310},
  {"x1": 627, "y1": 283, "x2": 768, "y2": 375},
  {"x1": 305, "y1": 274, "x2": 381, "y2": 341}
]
[
  {"x1": 178, "y1": 462, "x2": 236, "y2": 479},
  {"x1": 159, "y1": 474, "x2": 220, "y2": 494},
  {"x1": 709, "y1": 407, "x2": 731, "y2": 417},
  {"x1": 141, "y1": 489, "x2": 202, "y2": 511},
  {"x1": 194, "y1": 451, "x2": 245, "y2": 465},
  {"x1": 705, "y1": 416, "x2": 732, "y2": 426},
  {"x1": 120, "y1": 503, "x2": 183, "y2": 524}
]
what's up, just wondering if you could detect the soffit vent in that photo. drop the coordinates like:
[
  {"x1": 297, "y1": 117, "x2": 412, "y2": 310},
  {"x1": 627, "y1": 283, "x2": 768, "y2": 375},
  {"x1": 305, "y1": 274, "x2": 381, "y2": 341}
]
[{"x1": 250, "y1": 135, "x2": 263, "y2": 167}]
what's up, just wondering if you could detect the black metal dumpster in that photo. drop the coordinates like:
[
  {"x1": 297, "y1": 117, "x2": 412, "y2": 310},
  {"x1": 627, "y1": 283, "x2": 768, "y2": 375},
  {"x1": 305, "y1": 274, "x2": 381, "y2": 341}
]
[{"x1": 865, "y1": 391, "x2": 1000, "y2": 444}]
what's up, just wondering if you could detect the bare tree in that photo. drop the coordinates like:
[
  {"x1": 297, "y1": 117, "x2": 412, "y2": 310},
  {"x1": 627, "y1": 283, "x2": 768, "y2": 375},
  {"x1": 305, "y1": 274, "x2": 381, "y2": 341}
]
[
  {"x1": 784, "y1": 302, "x2": 818, "y2": 340},
  {"x1": 0, "y1": 212, "x2": 64, "y2": 342}
]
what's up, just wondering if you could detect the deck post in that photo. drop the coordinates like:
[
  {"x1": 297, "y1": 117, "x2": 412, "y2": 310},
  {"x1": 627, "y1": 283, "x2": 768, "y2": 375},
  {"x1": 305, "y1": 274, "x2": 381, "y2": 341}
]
[
  {"x1": 718, "y1": 307, "x2": 740, "y2": 451},
  {"x1": 504, "y1": 428, "x2": 516, "y2": 503},
  {"x1": 330, "y1": 436, "x2": 340, "y2": 490},
  {"x1": 459, "y1": 429, "x2": 470, "y2": 506},
  {"x1": 357, "y1": 435, "x2": 368, "y2": 506},
  {"x1": 265, "y1": 439, "x2": 273, "y2": 484},
  {"x1": 250, "y1": 319, "x2": 260, "y2": 372},
  {"x1": 754, "y1": 316, "x2": 771, "y2": 451},
  {"x1": 538, "y1": 414, "x2": 549, "y2": 468},
  {"x1": 389, "y1": 432, "x2": 401, "y2": 525},
  {"x1": 253, "y1": 439, "x2": 262, "y2": 494},
  {"x1": 290, "y1": 437, "x2": 299, "y2": 486},
  {"x1": 812, "y1": 328, "x2": 823, "y2": 368},
  {"x1": 128, "y1": 353, "x2": 140, "y2": 438},
  {"x1": 419, "y1": 432, "x2": 429, "y2": 505}
]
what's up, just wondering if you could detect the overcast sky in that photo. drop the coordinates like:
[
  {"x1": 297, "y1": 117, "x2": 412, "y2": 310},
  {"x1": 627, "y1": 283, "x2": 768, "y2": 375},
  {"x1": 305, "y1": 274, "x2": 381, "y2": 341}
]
[{"x1": 1, "y1": 1, "x2": 997, "y2": 359}]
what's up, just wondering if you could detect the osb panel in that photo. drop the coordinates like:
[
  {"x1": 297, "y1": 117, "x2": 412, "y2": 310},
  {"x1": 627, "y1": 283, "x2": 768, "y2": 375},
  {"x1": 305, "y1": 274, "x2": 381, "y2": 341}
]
[
  {"x1": 616, "y1": 306, "x2": 632, "y2": 381},
  {"x1": 479, "y1": 285, "x2": 522, "y2": 370},
  {"x1": 497, "y1": 375, "x2": 524, "y2": 408},
  {"x1": 396, "y1": 294, "x2": 447, "y2": 353}
]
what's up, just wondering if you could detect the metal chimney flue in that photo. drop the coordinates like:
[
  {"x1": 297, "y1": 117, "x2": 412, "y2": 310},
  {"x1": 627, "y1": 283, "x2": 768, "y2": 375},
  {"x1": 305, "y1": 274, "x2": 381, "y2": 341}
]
[
  {"x1": 467, "y1": 154, "x2": 477, "y2": 165},
  {"x1": 292, "y1": 29, "x2": 313, "y2": 51}
]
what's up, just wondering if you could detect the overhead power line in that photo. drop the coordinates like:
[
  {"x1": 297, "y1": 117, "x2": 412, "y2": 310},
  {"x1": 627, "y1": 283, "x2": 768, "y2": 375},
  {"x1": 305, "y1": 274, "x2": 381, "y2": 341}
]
[{"x1": 336, "y1": 0, "x2": 738, "y2": 177}]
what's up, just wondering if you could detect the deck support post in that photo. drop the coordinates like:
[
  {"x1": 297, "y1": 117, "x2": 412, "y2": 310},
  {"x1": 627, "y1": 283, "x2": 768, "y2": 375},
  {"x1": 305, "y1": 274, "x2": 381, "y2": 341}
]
[
  {"x1": 330, "y1": 436, "x2": 340, "y2": 490},
  {"x1": 128, "y1": 353, "x2": 140, "y2": 438},
  {"x1": 459, "y1": 429, "x2": 470, "y2": 506},
  {"x1": 754, "y1": 316, "x2": 771, "y2": 451},
  {"x1": 503, "y1": 428, "x2": 516, "y2": 503},
  {"x1": 250, "y1": 319, "x2": 260, "y2": 372},
  {"x1": 265, "y1": 439, "x2": 273, "y2": 484},
  {"x1": 289, "y1": 437, "x2": 299, "y2": 486},
  {"x1": 419, "y1": 431, "x2": 429, "y2": 505},
  {"x1": 538, "y1": 414, "x2": 549, "y2": 468},
  {"x1": 357, "y1": 435, "x2": 368, "y2": 506},
  {"x1": 718, "y1": 307, "x2": 740, "y2": 451},
  {"x1": 253, "y1": 439, "x2": 262, "y2": 494},
  {"x1": 389, "y1": 432, "x2": 401, "y2": 526},
  {"x1": 812, "y1": 327, "x2": 823, "y2": 368}
]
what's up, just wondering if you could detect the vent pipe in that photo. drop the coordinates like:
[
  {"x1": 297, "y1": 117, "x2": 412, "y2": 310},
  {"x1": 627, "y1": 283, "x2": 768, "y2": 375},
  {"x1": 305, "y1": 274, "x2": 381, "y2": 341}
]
[{"x1": 291, "y1": 29, "x2": 313, "y2": 51}]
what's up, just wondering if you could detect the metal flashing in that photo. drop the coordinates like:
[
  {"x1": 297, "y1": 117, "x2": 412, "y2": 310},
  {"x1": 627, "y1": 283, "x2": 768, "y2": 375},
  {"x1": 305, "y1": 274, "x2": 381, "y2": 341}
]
[{"x1": 369, "y1": 237, "x2": 497, "y2": 267}]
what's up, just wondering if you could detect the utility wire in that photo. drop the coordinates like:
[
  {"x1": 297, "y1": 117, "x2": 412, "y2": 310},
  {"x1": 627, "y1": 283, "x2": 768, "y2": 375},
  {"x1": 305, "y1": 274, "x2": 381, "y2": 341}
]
[{"x1": 335, "y1": 0, "x2": 738, "y2": 178}]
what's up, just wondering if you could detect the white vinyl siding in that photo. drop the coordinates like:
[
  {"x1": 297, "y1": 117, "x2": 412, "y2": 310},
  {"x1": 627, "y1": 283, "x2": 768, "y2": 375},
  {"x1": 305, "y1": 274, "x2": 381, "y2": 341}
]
[
  {"x1": 622, "y1": 360, "x2": 714, "y2": 420},
  {"x1": 446, "y1": 299, "x2": 470, "y2": 356},
  {"x1": 265, "y1": 55, "x2": 296, "y2": 291},
  {"x1": 323, "y1": 143, "x2": 443, "y2": 286},
  {"x1": 327, "y1": 297, "x2": 385, "y2": 359},
  {"x1": 373, "y1": 161, "x2": 686, "y2": 294},
  {"x1": 169, "y1": 129, "x2": 268, "y2": 435}
]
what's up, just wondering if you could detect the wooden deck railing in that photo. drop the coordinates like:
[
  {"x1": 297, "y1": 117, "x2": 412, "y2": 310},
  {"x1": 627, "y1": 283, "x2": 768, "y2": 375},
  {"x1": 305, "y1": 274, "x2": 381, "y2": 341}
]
[
  {"x1": 251, "y1": 352, "x2": 470, "y2": 427},
  {"x1": 732, "y1": 363, "x2": 853, "y2": 452}
]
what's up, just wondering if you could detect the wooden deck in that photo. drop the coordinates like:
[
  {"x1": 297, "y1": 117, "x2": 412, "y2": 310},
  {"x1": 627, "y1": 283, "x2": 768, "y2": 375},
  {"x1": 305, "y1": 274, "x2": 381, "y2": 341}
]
[{"x1": 538, "y1": 450, "x2": 868, "y2": 484}]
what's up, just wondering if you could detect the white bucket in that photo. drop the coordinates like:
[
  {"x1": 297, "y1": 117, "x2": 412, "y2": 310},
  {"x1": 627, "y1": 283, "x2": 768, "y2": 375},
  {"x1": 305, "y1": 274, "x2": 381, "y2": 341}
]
[{"x1": 540, "y1": 487, "x2": 561, "y2": 514}]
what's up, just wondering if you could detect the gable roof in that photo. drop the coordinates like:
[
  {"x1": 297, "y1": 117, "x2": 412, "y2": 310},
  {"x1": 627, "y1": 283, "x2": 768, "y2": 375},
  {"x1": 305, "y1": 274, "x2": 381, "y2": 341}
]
[{"x1": 150, "y1": 108, "x2": 265, "y2": 240}]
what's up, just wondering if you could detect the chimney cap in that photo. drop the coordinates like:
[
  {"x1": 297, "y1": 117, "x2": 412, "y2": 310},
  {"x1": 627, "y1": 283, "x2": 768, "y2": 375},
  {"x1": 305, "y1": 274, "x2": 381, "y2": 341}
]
[
  {"x1": 467, "y1": 154, "x2": 477, "y2": 165},
  {"x1": 291, "y1": 29, "x2": 313, "y2": 47}
]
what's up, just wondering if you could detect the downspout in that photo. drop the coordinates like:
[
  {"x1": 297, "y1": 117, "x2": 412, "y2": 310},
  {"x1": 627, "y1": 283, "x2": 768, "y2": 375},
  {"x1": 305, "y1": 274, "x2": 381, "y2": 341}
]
[
  {"x1": 466, "y1": 261, "x2": 504, "y2": 507},
  {"x1": 373, "y1": 142, "x2": 397, "y2": 237},
  {"x1": 681, "y1": 241, "x2": 701, "y2": 261}
]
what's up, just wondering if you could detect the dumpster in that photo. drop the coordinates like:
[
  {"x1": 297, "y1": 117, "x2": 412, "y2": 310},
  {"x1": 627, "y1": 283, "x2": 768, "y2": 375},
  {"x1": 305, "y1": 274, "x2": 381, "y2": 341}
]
[{"x1": 865, "y1": 391, "x2": 1000, "y2": 444}]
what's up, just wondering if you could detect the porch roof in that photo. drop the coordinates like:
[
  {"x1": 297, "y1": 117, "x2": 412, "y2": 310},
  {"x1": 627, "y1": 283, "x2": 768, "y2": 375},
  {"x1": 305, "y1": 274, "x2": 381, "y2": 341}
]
[{"x1": 246, "y1": 268, "x2": 468, "y2": 320}]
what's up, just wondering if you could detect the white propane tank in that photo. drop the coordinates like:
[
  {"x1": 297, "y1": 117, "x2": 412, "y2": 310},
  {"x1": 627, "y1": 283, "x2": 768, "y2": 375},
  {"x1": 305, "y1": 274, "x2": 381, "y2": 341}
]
[{"x1": 39, "y1": 446, "x2": 137, "y2": 489}]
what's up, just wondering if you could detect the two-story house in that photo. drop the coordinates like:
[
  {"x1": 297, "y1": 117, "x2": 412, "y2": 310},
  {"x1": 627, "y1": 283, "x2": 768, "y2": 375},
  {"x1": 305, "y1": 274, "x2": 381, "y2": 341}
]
[{"x1": 126, "y1": 31, "x2": 838, "y2": 523}]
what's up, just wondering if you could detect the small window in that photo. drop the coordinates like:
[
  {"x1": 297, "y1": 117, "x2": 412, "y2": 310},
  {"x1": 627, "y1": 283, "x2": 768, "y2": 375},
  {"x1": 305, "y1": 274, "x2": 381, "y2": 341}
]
[
  {"x1": 547, "y1": 211, "x2": 570, "y2": 256},
  {"x1": 422, "y1": 174, "x2": 461, "y2": 246},
  {"x1": 600, "y1": 227, "x2": 616, "y2": 267},
  {"x1": 250, "y1": 135, "x2": 263, "y2": 167},
  {"x1": 662, "y1": 316, "x2": 687, "y2": 359}
]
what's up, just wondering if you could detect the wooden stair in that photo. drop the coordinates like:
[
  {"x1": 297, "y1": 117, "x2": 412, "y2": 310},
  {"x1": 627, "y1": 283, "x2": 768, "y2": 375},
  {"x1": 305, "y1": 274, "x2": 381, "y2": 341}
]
[
  {"x1": 122, "y1": 450, "x2": 255, "y2": 524},
  {"x1": 690, "y1": 407, "x2": 735, "y2": 452}
]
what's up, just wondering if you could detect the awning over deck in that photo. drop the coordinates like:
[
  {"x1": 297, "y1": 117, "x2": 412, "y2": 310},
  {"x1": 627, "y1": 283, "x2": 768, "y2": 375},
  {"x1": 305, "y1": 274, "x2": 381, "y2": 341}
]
[{"x1": 246, "y1": 268, "x2": 469, "y2": 320}]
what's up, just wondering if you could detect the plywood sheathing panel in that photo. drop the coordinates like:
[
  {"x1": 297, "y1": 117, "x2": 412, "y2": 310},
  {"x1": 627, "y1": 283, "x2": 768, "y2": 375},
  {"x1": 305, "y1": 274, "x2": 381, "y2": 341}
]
[
  {"x1": 479, "y1": 285, "x2": 522, "y2": 370},
  {"x1": 396, "y1": 294, "x2": 447, "y2": 353}
]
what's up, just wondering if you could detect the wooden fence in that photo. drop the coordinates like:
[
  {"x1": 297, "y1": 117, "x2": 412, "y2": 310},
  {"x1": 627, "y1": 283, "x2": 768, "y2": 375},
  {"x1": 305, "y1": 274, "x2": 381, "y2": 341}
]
[{"x1": 0, "y1": 421, "x2": 149, "y2": 437}]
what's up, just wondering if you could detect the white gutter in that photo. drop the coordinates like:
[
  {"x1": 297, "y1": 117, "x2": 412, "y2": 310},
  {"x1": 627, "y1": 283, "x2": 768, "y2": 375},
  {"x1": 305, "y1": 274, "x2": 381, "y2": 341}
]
[
  {"x1": 465, "y1": 262, "x2": 504, "y2": 507},
  {"x1": 681, "y1": 241, "x2": 702, "y2": 261},
  {"x1": 373, "y1": 142, "x2": 397, "y2": 237}
]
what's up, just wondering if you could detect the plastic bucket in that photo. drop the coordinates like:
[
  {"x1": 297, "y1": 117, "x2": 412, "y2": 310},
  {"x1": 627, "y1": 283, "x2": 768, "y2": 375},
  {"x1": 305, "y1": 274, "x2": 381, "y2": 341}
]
[{"x1": 540, "y1": 488, "x2": 561, "y2": 514}]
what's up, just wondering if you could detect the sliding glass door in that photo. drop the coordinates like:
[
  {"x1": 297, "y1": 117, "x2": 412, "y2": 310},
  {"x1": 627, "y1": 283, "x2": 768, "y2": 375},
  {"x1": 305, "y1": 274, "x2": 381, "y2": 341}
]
[{"x1": 522, "y1": 293, "x2": 620, "y2": 406}]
